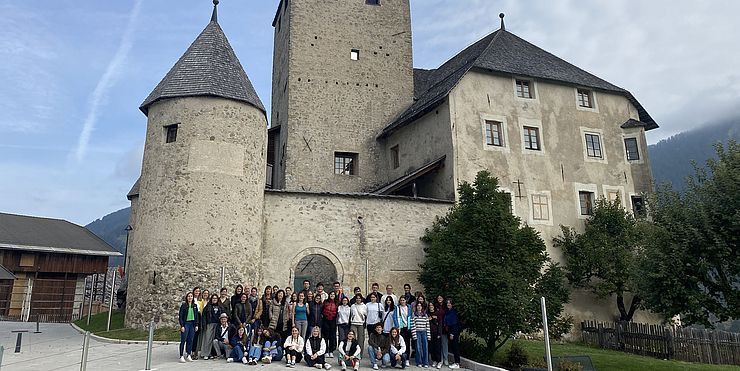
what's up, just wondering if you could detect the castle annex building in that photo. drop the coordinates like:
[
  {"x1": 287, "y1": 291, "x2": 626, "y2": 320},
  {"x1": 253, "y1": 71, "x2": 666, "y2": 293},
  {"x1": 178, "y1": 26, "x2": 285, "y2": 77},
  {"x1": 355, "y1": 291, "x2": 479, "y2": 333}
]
[{"x1": 125, "y1": 1, "x2": 657, "y2": 328}]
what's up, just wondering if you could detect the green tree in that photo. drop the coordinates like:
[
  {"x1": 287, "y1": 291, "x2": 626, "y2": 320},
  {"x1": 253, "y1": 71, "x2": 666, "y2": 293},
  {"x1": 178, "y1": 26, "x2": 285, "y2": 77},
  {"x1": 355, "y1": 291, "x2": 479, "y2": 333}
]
[
  {"x1": 554, "y1": 198, "x2": 644, "y2": 322},
  {"x1": 636, "y1": 141, "x2": 739, "y2": 326},
  {"x1": 419, "y1": 171, "x2": 569, "y2": 354}
]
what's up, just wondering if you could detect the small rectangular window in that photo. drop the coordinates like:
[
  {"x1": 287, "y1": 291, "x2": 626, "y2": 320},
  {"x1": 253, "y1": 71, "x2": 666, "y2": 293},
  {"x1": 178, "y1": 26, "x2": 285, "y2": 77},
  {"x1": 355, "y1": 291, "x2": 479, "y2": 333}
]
[
  {"x1": 390, "y1": 145, "x2": 399, "y2": 169},
  {"x1": 164, "y1": 124, "x2": 178, "y2": 143},
  {"x1": 625, "y1": 138, "x2": 640, "y2": 161},
  {"x1": 523, "y1": 126, "x2": 541, "y2": 150},
  {"x1": 516, "y1": 79, "x2": 533, "y2": 99},
  {"x1": 585, "y1": 133, "x2": 602, "y2": 158},
  {"x1": 607, "y1": 191, "x2": 620, "y2": 203},
  {"x1": 503, "y1": 192, "x2": 513, "y2": 214},
  {"x1": 350, "y1": 49, "x2": 360, "y2": 61},
  {"x1": 579, "y1": 191, "x2": 595, "y2": 216},
  {"x1": 631, "y1": 196, "x2": 646, "y2": 217},
  {"x1": 485, "y1": 120, "x2": 504, "y2": 147},
  {"x1": 577, "y1": 89, "x2": 593, "y2": 108},
  {"x1": 532, "y1": 194, "x2": 550, "y2": 220},
  {"x1": 334, "y1": 152, "x2": 357, "y2": 175},
  {"x1": 365, "y1": 0, "x2": 381, "y2": 5}
]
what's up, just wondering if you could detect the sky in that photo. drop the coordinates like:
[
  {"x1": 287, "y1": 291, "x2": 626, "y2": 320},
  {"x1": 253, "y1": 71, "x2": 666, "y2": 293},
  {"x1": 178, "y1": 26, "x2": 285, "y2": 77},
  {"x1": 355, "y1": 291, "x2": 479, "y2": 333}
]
[{"x1": 1, "y1": 0, "x2": 739, "y2": 225}]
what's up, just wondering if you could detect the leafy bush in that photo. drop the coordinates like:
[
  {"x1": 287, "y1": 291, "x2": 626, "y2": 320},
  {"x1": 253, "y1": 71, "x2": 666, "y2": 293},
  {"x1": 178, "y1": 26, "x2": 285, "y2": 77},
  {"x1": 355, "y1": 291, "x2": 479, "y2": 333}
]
[
  {"x1": 502, "y1": 341, "x2": 528, "y2": 370},
  {"x1": 551, "y1": 314, "x2": 574, "y2": 341}
]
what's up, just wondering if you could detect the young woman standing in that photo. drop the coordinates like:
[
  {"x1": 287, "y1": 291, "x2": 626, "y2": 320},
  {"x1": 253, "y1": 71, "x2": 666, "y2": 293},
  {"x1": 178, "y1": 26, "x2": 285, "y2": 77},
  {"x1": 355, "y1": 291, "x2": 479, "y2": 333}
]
[
  {"x1": 322, "y1": 291, "x2": 339, "y2": 357},
  {"x1": 294, "y1": 291, "x2": 310, "y2": 341},
  {"x1": 434, "y1": 296, "x2": 447, "y2": 368},
  {"x1": 382, "y1": 296, "x2": 395, "y2": 335},
  {"x1": 349, "y1": 294, "x2": 367, "y2": 357},
  {"x1": 269, "y1": 290, "x2": 289, "y2": 340},
  {"x1": 200, "y1": 294, "x2": 223, "y2": 359},
  {"x1": 233, "y1": 293, "x2": 252, "y2": 329},
  {"x1": 427, "y1": 303, "x2": 441, "y2": 368},
  {"x1": 287, "y1": 292, "x2": 298, "y2": 335},
  {"x1": 178, "y1": 291, "x2": 200, "y2": 363},
  {"x1": 308, "y1": 294, "x2": 324, "y2": 339},
  {"x1": 261, "y1": 286, "x2": 273, "y2": 330},
  {"x1": 411, "y1": 301, "x2": 430, "y2": 368},
  {"x1": 365, "y1": 293, "x2": 384, "y2": 338},
  {"x1": 231, "y1": 285, "x2": 244, "y2": 310},
  {"x1": 283, "y1": 327, "x2": 305, "y2": 367},
  {"x1": 393, "y1": 297, "x2": 413, "y2": 366},
  {"x1": 336, "y1": 296, "x2": 351, "y2": 344},
  {"x1": 443, "y1": 300, "x2": 461, "y2": 369}
]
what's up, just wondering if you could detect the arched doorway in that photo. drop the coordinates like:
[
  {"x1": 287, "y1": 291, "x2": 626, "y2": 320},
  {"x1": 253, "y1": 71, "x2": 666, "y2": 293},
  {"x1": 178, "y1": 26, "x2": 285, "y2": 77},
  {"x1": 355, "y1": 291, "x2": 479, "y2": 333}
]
[{"x1": 293, "y1": 254, "x2": 338, "y2": 293}]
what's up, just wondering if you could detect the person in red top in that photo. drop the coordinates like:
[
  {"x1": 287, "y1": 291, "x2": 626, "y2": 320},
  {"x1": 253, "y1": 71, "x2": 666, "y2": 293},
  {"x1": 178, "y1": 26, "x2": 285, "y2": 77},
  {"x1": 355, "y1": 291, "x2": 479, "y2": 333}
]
[{"x1": 321, "y1": 290, "x2": 339, "y2": 358}]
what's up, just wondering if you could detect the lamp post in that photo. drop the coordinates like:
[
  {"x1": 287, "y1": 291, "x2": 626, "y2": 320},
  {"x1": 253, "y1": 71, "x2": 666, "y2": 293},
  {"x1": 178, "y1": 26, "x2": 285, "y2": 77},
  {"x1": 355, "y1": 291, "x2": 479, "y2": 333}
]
[{"x1": 123, "y1": 225, "x2": 133, "y2": 275}]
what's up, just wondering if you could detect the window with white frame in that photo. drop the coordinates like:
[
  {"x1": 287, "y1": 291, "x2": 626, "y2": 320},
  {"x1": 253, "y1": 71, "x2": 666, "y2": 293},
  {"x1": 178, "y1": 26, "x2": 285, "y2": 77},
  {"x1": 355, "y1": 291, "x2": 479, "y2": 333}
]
[
  {"x1": 579, "y1": 191, "x2": 595, "y2": 216},
  {"x1": 515, "y1": 79, "x2": 533, "y2": 99},
  {"x1": 485, "y1": 120, "x2": 504, "y2": 147},
  {"x1": 577, "y1": 89, "x2": 593, "y2": 108},
  {"x1": 625, "y1": 137, "x2": 640, "y2": 161},
  {"x1": 585, "y1": 133, "x2": 603, "y2": 158},
  {"x1": 531, "y1": 194, "x2": 550, "y2": 220},
  {"x1": 523, "y1": 126, "x2": 541, "y2": 150}
]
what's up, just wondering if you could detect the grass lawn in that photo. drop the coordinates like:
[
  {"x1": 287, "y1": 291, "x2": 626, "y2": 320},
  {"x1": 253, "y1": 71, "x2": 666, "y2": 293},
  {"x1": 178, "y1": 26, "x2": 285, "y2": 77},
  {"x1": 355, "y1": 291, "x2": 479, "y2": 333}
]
[
  {"x1": 73, "y1": 311, "x2": 180, "y2": 341},
  {"x1": 485, "y1": 339, "x2": 740, "y2": 371}
]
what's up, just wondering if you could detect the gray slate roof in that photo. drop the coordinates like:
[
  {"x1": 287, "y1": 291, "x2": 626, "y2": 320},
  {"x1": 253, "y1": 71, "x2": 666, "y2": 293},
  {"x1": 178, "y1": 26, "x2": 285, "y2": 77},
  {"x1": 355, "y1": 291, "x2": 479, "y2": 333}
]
[
  {"x1": 140, "y1": 18, "x2": 265, "y2": 115},
  {"x1": 127, "y1": 178, "x2": 140, "y2": 200},
  {"x1": 381, "y1": 29, "x2": 658, "y2": 137},
  {"x1": 0, "y1": 212, "x2": 120, "y2": 256}
]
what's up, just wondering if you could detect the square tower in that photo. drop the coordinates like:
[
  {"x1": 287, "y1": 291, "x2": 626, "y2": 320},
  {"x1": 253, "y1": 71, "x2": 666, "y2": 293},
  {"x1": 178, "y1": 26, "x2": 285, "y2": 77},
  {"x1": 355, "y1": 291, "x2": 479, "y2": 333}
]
[{"x1": 269, "y1": 0, "x2": 414, "y2": 192}]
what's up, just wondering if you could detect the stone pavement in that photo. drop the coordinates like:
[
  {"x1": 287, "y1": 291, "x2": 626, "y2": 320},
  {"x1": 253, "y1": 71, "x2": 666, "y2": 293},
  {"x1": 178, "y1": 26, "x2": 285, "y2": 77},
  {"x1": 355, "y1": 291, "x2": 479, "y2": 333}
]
[{"x1": 0, "y1": 322, "x2": 469, "y2": 371}]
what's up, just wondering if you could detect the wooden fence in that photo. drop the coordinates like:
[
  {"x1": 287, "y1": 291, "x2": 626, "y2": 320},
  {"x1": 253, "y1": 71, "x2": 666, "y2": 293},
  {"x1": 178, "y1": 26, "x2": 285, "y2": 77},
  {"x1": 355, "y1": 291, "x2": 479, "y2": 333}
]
[{"x1": 581, "y1": 320, "x2": 740, "y2": 366}]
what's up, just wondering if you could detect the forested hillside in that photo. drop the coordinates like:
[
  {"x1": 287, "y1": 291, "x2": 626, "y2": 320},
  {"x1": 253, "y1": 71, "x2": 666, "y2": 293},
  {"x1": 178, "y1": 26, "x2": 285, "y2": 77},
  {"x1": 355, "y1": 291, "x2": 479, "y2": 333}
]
[
  {"x1": 85, "y1": 207, "x2": 130, "y2": 266},
  {"x1": 648, "y1": 119, "x2": 739, "y2": 190}
]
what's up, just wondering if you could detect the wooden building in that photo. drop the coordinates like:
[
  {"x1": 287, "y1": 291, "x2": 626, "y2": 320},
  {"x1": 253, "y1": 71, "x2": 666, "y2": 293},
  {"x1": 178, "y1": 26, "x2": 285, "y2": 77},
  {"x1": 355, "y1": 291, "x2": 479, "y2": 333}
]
[{"x1": 0, "y1": 212, "x2": 120, "y2": 322}]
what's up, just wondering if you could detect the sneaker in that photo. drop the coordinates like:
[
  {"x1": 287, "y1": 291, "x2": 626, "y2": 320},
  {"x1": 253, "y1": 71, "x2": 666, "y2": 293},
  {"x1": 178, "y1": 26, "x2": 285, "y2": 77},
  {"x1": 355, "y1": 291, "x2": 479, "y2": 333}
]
[
  {"x1": 327, "y1": 353, "x2": 334, "y2": 358},
  {"x1": 286, "y1": 363, "x2": 292, "y2": 368},
  {"x1": 186, "y1": 355, "x2": 193, "y2": 362},
  {"x1": 325, "y1": 363, "x2": 332, "y2": 370},
  {"x1": 179, "y1": 356, "x2": 186, "y2": 363},
  {"x1": 265, "y1": 357, "x2": 273, "y2": 364},
  {"x1": 373, "y1": 365, "x2": 379, "y2": 370},
  {"x1": 202, "y1": 356, "x2": 209, "y2": 360},
  {"x1": 342, "y1": 367, "x2": 347, "y2": 371},
  {"x1": 315, "y1": 364, "x2": 323, "y2": 369},
  {"x1": 449, "y1": 364, "x2": 459, "y2": 369},
  {"x1": 243, "y1": 357, "x2": 248, "y2": 364},
  {"x1": 435, "y1": 363, "x2": 441, "y2": 369},
  {"x1": 406, "y1": 361, "x2": 410, "y2": 367},
  {"x1": 431, "y1": 363, "x2": 437, "y2": 368},
  {"x1": 227, "y1": 358, "x2": 234, "y2": 363}
]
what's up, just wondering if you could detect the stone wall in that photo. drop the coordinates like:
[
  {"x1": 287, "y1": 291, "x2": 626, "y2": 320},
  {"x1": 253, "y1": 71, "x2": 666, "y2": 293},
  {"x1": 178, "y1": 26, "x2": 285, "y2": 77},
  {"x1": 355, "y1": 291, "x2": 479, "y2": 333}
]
[
  {"x1": 125, "y1": 97, "x2": 267, "y2": 328},
  {"x1": 261, "y1": 190, "x2": 452, "y2": 294},
  {"x1": 273, "y1": 0, "x2": 414, "y2": 192}
]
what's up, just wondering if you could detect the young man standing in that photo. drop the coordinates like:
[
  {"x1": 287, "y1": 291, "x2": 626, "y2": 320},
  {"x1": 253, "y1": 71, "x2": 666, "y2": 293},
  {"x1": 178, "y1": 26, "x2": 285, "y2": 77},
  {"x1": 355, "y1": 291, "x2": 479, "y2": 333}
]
[
  {"x1": 381, "y1": 285, "x2": 398, "y2": 306},
  {"x1": 365, "y1": 283, "x2": 381, "y2": 304},
  {"x1": 316, "y1": 283, "x2": 329, "y2": 302},
  {"x1": 402, "y1": 284, "x2": 415, "y2": 307}
]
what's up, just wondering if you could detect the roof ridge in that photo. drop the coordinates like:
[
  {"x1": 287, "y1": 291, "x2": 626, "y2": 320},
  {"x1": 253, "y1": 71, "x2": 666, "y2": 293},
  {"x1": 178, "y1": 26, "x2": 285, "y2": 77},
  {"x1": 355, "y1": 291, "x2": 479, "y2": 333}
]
[{"x1": 0, "y1": 211, "x2": 67, "y2": 223}]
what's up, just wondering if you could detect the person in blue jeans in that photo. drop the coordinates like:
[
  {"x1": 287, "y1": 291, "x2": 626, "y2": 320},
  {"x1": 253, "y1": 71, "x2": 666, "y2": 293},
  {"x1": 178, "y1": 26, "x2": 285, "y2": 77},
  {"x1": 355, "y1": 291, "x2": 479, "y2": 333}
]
[
  {"x1": 368, "y1": 323, "x2": 390, "y2": 370},
  {"x1": 248, "y1": 326, "x2": 267, "y2": 364},
  {"x1": 260, "y1": 327, "x2": 283, "y2": 363},
  {"x1": 411, "y1": 301, "x2": 430, "y2": 367},
  {"x1": 178, "y1": 291, "x2": 200, "y2": 363},
  {"x1": 228, "y1": 326, "x2": 249, "y2": 364}
]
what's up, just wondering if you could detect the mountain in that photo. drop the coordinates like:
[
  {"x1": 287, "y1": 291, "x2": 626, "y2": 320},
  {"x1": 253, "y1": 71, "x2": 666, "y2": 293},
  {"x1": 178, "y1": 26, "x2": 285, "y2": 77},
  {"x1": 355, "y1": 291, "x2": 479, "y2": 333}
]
[
  {"x1": 648, "y1": 119, "x2": 739, "y2": 191},
  {"x1": 85, "y1": 207, "x2": 130, "y2": 266}
]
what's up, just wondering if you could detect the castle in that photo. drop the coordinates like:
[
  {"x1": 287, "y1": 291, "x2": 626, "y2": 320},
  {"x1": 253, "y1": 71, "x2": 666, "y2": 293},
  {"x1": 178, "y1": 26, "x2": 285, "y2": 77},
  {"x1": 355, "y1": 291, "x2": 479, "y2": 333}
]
[{"x1": 125, "y1": 0, "x2": 657, "y2": 328}]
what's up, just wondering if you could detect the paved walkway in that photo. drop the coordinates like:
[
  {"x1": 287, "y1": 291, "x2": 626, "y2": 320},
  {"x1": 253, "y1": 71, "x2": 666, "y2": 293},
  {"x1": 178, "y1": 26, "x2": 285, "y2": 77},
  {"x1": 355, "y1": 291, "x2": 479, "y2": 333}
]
[{"x1": 0, "y1": 322, "x2": 468, "y2": 371}]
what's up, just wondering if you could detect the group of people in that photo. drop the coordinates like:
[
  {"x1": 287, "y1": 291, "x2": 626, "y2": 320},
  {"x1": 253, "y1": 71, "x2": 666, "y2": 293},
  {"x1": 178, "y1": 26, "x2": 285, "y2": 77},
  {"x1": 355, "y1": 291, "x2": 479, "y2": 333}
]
[{"x1": 178, "y1": 281, "x2": 463, "y2": 370}]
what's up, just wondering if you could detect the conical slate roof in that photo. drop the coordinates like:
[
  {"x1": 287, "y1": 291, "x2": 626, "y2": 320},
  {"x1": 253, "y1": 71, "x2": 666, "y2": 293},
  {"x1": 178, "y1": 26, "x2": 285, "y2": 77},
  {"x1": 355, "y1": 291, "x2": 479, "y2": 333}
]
[
  {"x1": 381, "y1": 28, "x2": 657, "y2": 137},
  {"x1": 140, "y1": 17, "x2": 265, "y2": 115}
]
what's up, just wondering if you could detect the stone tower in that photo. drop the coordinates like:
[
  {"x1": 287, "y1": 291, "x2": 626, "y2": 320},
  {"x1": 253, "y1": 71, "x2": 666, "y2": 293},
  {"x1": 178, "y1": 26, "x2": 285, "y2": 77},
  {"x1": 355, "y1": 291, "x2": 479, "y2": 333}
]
[
  {"x1": 269, "y1": 0, "x2": 414, "y2": 192},
  {"x1": 125, "y1": 2, "x2": 267, "y2": 328}
]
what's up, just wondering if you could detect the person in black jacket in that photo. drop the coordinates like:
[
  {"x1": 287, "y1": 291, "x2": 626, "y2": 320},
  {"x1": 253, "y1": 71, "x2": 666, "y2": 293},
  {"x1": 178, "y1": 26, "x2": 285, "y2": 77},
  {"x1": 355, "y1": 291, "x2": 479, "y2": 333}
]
[
  {"x1": 213, "y1": 313, "x2": 237, "y2": 359},
  {"x1": 231, "y1": 284, "x2": 244, "y2": 310},
  {"x1": 233, "y1": 293, "x2": 253, "y2": 329},
  {"x1": 178, "y1": 291, "x2": 200, "y2": 363},
  {"x1": 200, "y1": 294, "x2": 223, "y2": 359}
]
